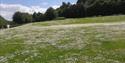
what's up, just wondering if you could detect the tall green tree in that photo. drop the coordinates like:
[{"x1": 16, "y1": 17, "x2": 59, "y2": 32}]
[
  {"x1": 44, "y1": 7, "x2": 57, "y2": 20},
  {"x1": 57, "y1": 2, "x2": 71, "y2": 17},
  {"x1": 13, "y1": 12, "x2": 32, "y2": 24},
  {"x1": 64, "y1": 4, "x2": 85, "y2": 18},
  {"x1": 33, "y1": 12, "x2": 44, "y2": 22}
]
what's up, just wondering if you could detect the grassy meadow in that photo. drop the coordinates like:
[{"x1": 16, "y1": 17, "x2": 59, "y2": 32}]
[
  {"x1": 33, "y1": 15, "x2": 125, "y2": 26},
  {"x1": 0, "y1": 15, "x2": 125, "y2": 63}
]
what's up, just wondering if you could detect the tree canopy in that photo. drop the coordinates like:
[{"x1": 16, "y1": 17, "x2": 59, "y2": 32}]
[
  {"x1": 33, "y1": 12, "x2": 44, "y2": 22},
  {"x1": 13, "y1": 12, "x2": 32, "y2": 24},
  {"x1": 44, "y1": 7, "x2": 57, "y2": 20},
  {"x1": 77, "y1": 0, "x2": 125, "y2": 16},
  {"x1": 12, "y1": 0, "x2": 125, "y2": 25}
]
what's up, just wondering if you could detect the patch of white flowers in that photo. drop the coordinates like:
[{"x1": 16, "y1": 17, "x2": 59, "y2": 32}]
[{"x1": 0, "y1": 22, "x2": 125, "y2": 63}]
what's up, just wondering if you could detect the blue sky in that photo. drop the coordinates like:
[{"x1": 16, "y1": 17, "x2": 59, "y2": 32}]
[
  {"x1": 0, "y1": 0, "x2": 77, "y2": 20},
  {"x1": 1, "y1": 0, "x2": 76, "y2": 8}
]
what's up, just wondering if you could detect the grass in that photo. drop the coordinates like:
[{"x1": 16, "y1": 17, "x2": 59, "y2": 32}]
[
  {"x1": 0, "y1": 15, "x2": 125, "y2": 63},
  {"x1": 102, "y1": 40, "x2": 125, "y2": 50},
  {"x1": 33, "y1": 15, "x2": 125, "y2": 26}
]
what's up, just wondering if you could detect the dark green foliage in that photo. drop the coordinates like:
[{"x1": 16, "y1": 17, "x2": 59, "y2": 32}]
[
  {"x1": 57, "y1": 0, "x2": 125, "y2": 17},
  {"x1": 77, "y1": 0, "x2": 125, "y2": 16},
  {"x1": 33, "y1": 12, "x2": 44, "y2": 22},
  {"x1": 44, "y1": 7, "x2": 57, "y2": 20},
  {"x1": 0, "y1": 15, "x2": 7, "y2": 28},
  {"x1": 13, "y1": 12, "x2": 32, "y2": 24},
  {"x1": 56, "y1": 0, "x2": 125, "y2": 18},
  {"x1": 32, "y1": 7, "x2": 57, "y2": 22},
  {"x1": 77, "y1": 0, "x2": 86, "y2": 4},
  {"x1": 8, "y1": 21, "x2": 19, "y2": 27},
  {"x1": 57, "y1": 2, "x2": 71, "y2": 17},
  {"x1": 32, "y1": 7, "x2": 58, "y2": 22},
  {"x1": 12, "y1": 0, "x2": 125, "y2": 24},
  {"x1": 64, "y1": 4, "x2": 85, "y2": 18}
]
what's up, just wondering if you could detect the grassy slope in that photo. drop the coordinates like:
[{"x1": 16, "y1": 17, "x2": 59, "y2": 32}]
[
  {"x1": 0, "y1": 16, "x2": 7, "y2": 27},
  {"x1": 33, "y1": 15, "x2": 125, "y2": 26},
  {"x1": 0, "y1": 15, "x2": 125, "y2": 63}
]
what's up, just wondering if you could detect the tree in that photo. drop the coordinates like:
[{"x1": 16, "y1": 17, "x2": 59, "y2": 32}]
[
  {"x1": 44, "y1": 7, "x2": 57, "y2": 20},
  {"x1": 22, "y1": 13, "x2": 32, "y2": 23},
  {"x1": 13, "y1": 12, "x2": 22, "y2": 24},
  {"x1": 33, "y1": 12, "x2": 44, "y2": 22},
  {"x1": 32, "y1": 12, "x2": 37, "y2": 21},
  {"x1": 57, "y1": 2, "x2": 71, "y2": 17},
  {"x1": 77, "y1": 0, "x2": 125, "y2": 16},
  {"x1": 13, "y1": 12, "x2": 32, "y2": 24},
  {"x1": 64, "y1": 4, "x2": 85, "y2": 18}
]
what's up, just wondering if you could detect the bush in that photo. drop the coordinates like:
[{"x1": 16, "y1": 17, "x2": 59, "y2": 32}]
[
  {"x1": 13, "y1": 12, "x2": 32, "y2": 24},
  {"x1": 44, "y1": 7, "x2": 57, "y2": 20},
  {"x1": 33, "y1": 12, "x2": 44, "y2": 22}
]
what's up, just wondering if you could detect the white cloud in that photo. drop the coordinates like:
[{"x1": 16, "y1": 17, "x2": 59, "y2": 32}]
[
  {"x1": 52, "y1": 5, "x2": 60, "y2": 9},
  {"x1": 0, "y1": 3, "x2": 60, "y2": 21},
  {"x1": 0, "y1": 3, "x2": 47, "y2": 21}
]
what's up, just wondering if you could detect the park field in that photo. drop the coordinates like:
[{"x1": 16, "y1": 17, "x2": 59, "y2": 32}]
[{"x1": 0, "y1": 15, "x2": 125, "y2": 63}]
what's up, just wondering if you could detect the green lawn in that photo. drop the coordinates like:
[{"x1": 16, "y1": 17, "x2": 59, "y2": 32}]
[
  {"x1": 33, "y1": 15, "x2": 125, "y2": 26},
  {"x1": 0, "y1": 15, "x2": 125, "y2": 63}
]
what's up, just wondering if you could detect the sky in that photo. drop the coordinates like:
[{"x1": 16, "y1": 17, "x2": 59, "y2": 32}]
[{"x1": 0, "y1": 0, "x2": 77, "y2": 21}]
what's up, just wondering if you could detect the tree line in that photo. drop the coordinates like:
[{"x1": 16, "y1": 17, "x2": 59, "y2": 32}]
[
  {"x1": 1, "y1": 0, "x2": 125, "y2": 26},
  {"x1": 13, "y1": 7, "x2": 57, "y2": 24},
  {"x1": 57, "y1": 0, "x2": 125, "y2": 18},
  {"x1": 0, "y1": 15, "x2": 16, "y2": 28}
]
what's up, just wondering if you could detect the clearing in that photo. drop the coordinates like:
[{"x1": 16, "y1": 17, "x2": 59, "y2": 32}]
[{"x1": 0, "y1": 15, "x2": 125, "y2": 63}]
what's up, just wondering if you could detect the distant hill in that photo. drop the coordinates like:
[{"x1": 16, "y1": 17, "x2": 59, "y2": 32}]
[{"x1": 0, "y1": 15, "x2": 7, "y2": 28}]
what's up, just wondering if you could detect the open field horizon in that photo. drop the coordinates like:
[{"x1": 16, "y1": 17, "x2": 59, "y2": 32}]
[{"x1": 0, "y1": 15, "x2": 125, "y2": 63}]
